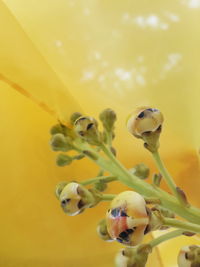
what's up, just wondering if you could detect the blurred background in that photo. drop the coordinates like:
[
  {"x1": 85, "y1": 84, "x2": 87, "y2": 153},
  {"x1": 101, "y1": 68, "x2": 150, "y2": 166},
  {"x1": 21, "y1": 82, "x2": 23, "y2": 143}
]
[{"x1": 0, "y1": 0, "x2": 200, "y2": 266}]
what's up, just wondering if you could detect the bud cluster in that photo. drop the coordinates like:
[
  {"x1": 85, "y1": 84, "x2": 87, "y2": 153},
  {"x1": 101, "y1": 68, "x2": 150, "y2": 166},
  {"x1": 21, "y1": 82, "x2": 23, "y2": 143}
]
[{"x1": 49, "y1": 107, "x2": 199, "y2": 267}]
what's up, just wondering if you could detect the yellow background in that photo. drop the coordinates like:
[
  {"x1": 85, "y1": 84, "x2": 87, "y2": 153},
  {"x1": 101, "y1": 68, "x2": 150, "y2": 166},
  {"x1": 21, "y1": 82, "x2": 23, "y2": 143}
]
[{"x1": 0, "y1": 0, "x2": 200, "y2": 266}]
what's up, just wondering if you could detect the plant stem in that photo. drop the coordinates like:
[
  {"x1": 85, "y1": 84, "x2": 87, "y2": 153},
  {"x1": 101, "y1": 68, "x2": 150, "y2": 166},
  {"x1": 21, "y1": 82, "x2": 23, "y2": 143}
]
[
  {"x1": 101, "y1": 194, "x2": 116, "y2": 201},
  {"x1": 106, "y1": 131, "x2": 113, "y2": 148},
  {"x1": 73, "y1": 140, "x2": 200, "y2": 224},
  {"x1": 152, "y1": 151, "x2": 180, "y2": 201},
  {"x1": 81, "y1": 175, "x2": 117, "y2": 186},
  {"x1": 150, "y1": 230, "x2": 184, "y2": 248},
  {"x1": 163, "y1": 218, "x2": 200, "y2": 233}
]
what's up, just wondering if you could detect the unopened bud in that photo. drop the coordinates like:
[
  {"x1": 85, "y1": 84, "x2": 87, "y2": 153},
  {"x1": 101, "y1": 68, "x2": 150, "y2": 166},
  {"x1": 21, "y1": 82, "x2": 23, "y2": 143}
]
[
  {"x1": 153, "y1": 173, "x2": 162, "y2": 186},
  {"x1": 56, "y1": 154, "x2": 73, "y2": 166},
  {"x1": 129, "y1": 163, "x2": 150, "y2": 180},
  {"x1": 74, "y1": 116, "x2": 101, "y2": 145},
  {"x1": 178, "y1": 245, "x2": 200, "y2": 267},
  {"x1": 106, "y1": 191, "x2": 149, "y2": 246},
  {"x1": 99, "y1": 108, "x2": 117, "y2": 132},
  {"x1": 50, "y1": 133, "x2": 72, "y2": 152},
  {"x1": 94, "y1": 181, "x2": 107, "y2": 192},
  {"x1": 59, "y1": 182, "x2": 96, "y2": 216},
  {"x1": 127, "y1": 107, "x2": 164, "y2": 152},
  {"x1": 50, "y1": 124, "x2": 66, "y2": 135}
]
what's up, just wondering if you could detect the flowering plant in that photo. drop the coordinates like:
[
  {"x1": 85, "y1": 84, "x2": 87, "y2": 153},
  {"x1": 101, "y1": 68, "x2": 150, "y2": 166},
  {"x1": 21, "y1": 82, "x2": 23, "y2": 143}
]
[{"x1": 51, "y1": 107, "x2": 200, "y2": 267}]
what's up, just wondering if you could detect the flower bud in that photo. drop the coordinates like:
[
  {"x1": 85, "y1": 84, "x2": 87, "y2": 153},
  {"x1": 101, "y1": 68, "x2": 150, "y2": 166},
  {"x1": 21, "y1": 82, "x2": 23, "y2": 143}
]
[
  {"x1": 56, "y1": 154, "x2": 73, "y2": 166},
  {"x1": 106, "y1": 191, "x2": 149, "y2": 246},
  {"x1": 178, "y1": 245, "x2": 200, "y2": 267},
  {"x1": 97, "y1": 219, "x2": 113, "y2": 242},
  {"x1": 74, "y1": 116, "x2": 101, "y2": 145},
  {"x1": 94, "y1": 181, "x2": 107, "y2": 192},
  {"x1": 127, "y1": 107, "x2": 164, "y2": 152},
  {"x1": 99, "y1": 108, "x2": 117, "y2": 132},
  {"x1": 59, "y1": 182, "x2": 96, "y2": 216},
  {"x1": 50, "y1": 133, "x2": 72, "y2": 152},
  {"x1": 115, "y1": 245, "x2": 151, "y2": 267},
  {"x1": 50, "y1": 124, "x2": 66, "y2": 135},
  {"x1": 129, "y1": 163, "x2": 150, "y2": 180},
  {"x1": 127, "y1": 107, "x2": 163, "y2": 137}
]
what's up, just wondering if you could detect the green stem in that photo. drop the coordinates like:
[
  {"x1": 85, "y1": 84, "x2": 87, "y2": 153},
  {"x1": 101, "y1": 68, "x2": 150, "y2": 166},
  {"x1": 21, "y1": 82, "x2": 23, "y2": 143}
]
[
  {"x1": 163, "y1": 218, "x2": 200, "y2": 233},
  {"x1": 81, "y1": 175, "x2": 117, "y2": 186},
  {"x1": 73, "y1": 140, "x2": 200, "y2": 224},
  {"x1": 152, "y1": 151, "x2": 179, "y2": 200},
  {"x1": 101, "y1": 194, "x2": 116, "y2": 201},
  {"x1": 150, "y1": 230, "x2": 184, "y2": 248},
  {"x1": 106, "y1": 131, "x2": 113, "y2": 148}
]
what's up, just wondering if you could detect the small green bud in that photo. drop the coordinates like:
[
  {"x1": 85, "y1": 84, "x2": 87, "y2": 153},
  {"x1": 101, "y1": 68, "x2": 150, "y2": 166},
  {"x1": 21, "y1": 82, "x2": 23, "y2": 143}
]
[
  {"x1": 94, "y1": 181, "x2": 107, "y2": 192},
  {"x1": 56, "y1": 154, "x2": 73, "y2": 166},
  {"x1": 129, "y1": 163, "x2": 150, "y2": 180},
  {"x1": 70, "y1": 112, "x2": 82, "y2": 124},
  {"x1": 50, "y1": 124, "x2": 66, "y2": 135},
  {"x1": 176, "y1": 187, "x2": 190, "y2": 208},
  {"x1": 99, "y1": 108, "x2": 117, "y2": 132},
  {"x1": 50, "y1": 133, "x2": 72, "y2": 152},
  {"x1": 153, "y1": 173, "x2": 162, "y2": 186},
  {"x1": 97, "y1": 219, "x2": 113, "y2": 242}
]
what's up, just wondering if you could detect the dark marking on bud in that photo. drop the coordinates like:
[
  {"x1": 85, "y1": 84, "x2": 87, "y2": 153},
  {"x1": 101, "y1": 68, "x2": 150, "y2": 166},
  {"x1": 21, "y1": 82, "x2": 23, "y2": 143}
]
[
  {"x1": 147, "y1": 108, "x2": 153, "y2": 112},
  {"x1": 119, "y1": 231, "x2": 129, "y2": 241},
  {"x1": 78, "y1": 131, "x2": 85, "y2": 136},
  {"x1": 111, "y1": 208, "x2": 120, "y2": 217},
  {"x1": 78, "y1": 199, "x2": 85, "y2": 209},
  {"x1": 126, "y1": 229, "x2": 134, "y2": 234},
  {"x1": 138, "y1": 111, "x2": 145, "y2": 118},
  {"x1": 144, "y1": 224, "x2": 151, "y2": 235},
  {"x1": 61, "y1": 198, "x2": 71, "y2": 206},
  {"x1": 156, "y1": 125, "x2": 162, "y2": 132},
  {"x1": 120, "y1": 211, "x2": 128, "y2": 217},
  {"x1": 87, "y1": 123, "x2": 94, "y2": 130}
]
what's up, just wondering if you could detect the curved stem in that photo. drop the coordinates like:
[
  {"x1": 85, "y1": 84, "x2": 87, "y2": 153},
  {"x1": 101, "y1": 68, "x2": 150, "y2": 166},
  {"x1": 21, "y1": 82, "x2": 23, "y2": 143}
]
[
  {"x1": 163, "y1": 218, "x2": 200, "y2": 233},
  {"x1": 152, "y1": 151, "x2": 179, "y2": 201},
  {"x1": 101, "y1": 194, "x2": 116, "y2": 201},
  {"x1": 81, "y1": 175, "x2": 117, "y2": 186},
  {"x1": 150, "y1": 230, "x2": 184, "y2": 248}
]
